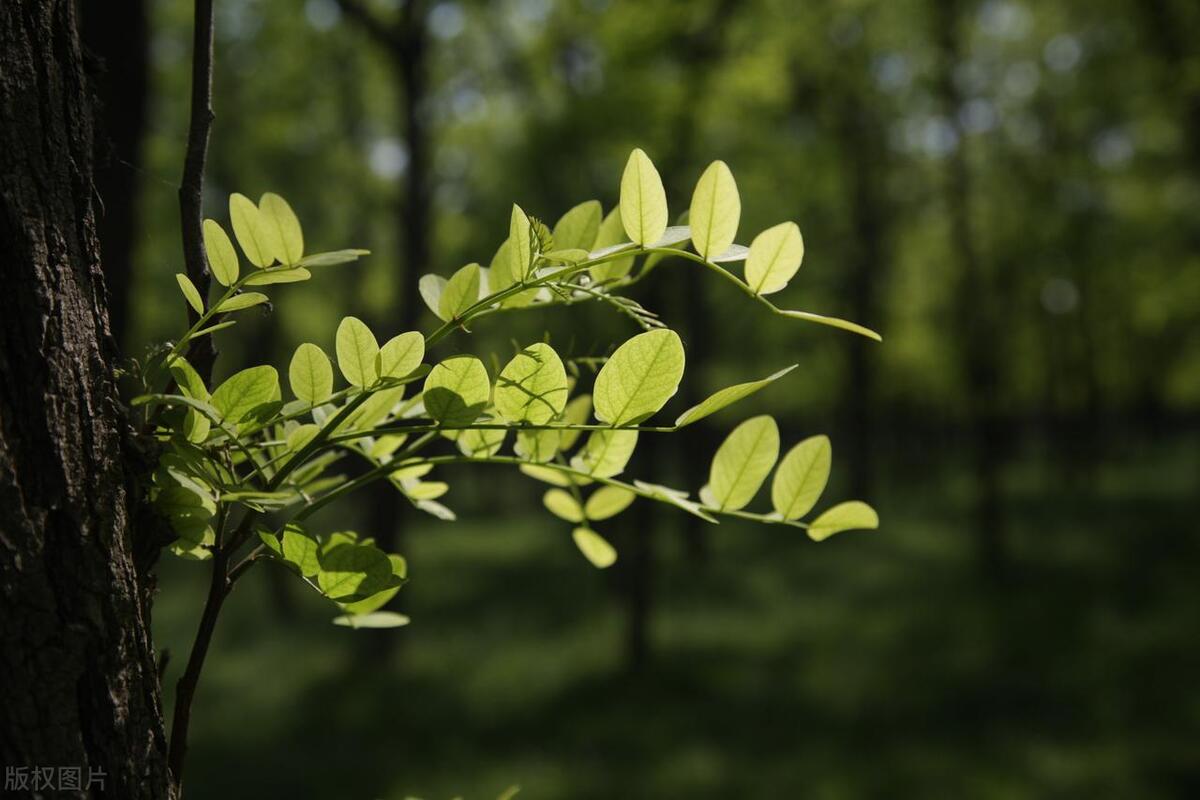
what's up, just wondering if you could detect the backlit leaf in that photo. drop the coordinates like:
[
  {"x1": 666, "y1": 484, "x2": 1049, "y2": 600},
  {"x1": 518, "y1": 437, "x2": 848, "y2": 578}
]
[
  {"x1": 210, "y1": 365, "x2": 279, "y2": 423},
  {"x1": 176, "y1": 273, "x2": 204, "y2": 314},
  {"x1": 570, "y1": 429, "x2": 638, "y2": 477},
  {"x1": 745, "y1": 222, "x2": 804, "y2": 295},
  {"x1": 336, "y1": 316, "x2": 380, "y2": 388},
  {"x1": 558, "y1": 394, "x2": 593, "y2": 450},
  {"x1": 771, "y1": 435, "x2": 831, "y2": 521},
  {"x1": 317, "y1": 542, "x2": 396, "y2": 601},
  {"x1": 707, "y1": 415, "x2": 780, "y2": 511},
  {"x1": 289, "y1": 342, "x2": 333, "y2": 404},
  {"x1": 423, "y1": 356, "x2": 490, "y2": 425},
  {"x1": 216, "y1": 292, "x2": 269, "y2": 313},
  {"x1": 378, "y1": 331, "x2": 425, "y2": 379},
  {"x1": 229, "y1": 192, "x2": 278, "y2": 268},
  {"x1": 202, "y1": 219, "x2": 239, "y2": 286},
  {"x1": 590, "y1": 208, "x2": 636, "y2": 282},
  {"x1": 439, "y1": 262, "x2": 481, "y2": 321},
  {"x1": 552, "y1": 200, "x2": 602, "y2": 251},
  {"x1": 593, "y1": 329, "x2": 685, "y2": 425},
  {"x1": 281, "y1": 525, "x2": 321, "y2": 577},
  {"x1": 572, "y1": 527, "x2": 617, "y2": 568},
  {"x1": 620, "y1": 148, "x2": 668, "y2": 245},
  {"x1": 259, "y1": 192, "x2": 303, "y2": 264},
  {"x1": 543, "y1": 489, "x2": 584, "y2": 523},
  {"x1": 584, "y1": 486, "x2": 635, "y2": 520},
  {"x1": 675, "y1": 365, "x2": 798, "y2": 427},
  {"x1": 778, "y1": 309, "x2": 882, "y2": 342},
  {"x1": 494, "y1": 342, "x2": 568, "y2": 425},
  {"x1": 419, "y1": 274, "x2": 448, "y2": 320},
  {"x1": 689, "y1": 160, "x2": 740, "y2": 259},
  {"x1": 332, "y1": 611, "x2": 410, "y2": 628},
  {"x1": 807, "y1": 501, "x2": 879, "y2": 542},
  {"x1": 510, "y1": 204, "x2": 535, "y2": 280},
  {"x1": 242, "y1": 267, "x2": 311, "y2": 285}
]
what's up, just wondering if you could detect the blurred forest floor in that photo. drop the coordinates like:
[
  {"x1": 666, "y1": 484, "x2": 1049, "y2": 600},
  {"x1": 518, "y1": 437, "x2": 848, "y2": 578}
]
[{"x1": 154, "y1": 432, "x2": 1200, "y2": 800}]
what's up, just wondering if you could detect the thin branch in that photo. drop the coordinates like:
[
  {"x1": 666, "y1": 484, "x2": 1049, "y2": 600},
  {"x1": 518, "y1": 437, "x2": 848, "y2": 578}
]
[{"x1": 179, "y1": 0, "x2": 217, "y2": 383}]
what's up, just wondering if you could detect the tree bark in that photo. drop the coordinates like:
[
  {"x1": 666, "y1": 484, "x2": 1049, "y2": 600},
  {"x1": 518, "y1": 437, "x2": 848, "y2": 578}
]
[{"x1": 0, "y1": 2, "x2": 173, "y2": 797}]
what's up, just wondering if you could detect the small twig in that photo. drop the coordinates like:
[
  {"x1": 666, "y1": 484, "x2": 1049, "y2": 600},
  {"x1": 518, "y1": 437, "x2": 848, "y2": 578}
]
[{"x1": 178, "y1": 0, "x2": 217, "y2": 383}]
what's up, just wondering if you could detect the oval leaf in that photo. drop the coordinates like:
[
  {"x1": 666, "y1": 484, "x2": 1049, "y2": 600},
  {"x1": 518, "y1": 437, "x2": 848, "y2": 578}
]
[
  {"x1": 423, "y1": 356, "x2": 490, "y2": 426},
  {"x1": 708, "y1": 415, "x2": 780, "y2": 511},
  {"x1": 210, "y1": 365, "x2": 279, "y2": 423},
  {"x1": 620, "y1": 148, "x2": 668, "y2": 245},
  {"x1": 419, "y1": 273, "x2": 448, "y2": 320},
  {"x1": 584, "y1": 486, "x2": 635, "y2": 520},
  {"x1": 216, "y1": 292, "x2": 269, "y2": 313},
  {"x1": 746, "y1": 222, "x2": 804, "y2": 295},
  {"x1": 378, "y1": 331, "x2": 425, "y2": 380},
  {"x1": 336, "y1": 316, "x2": 380, "y2": 388},
  {"x1": 689, "y1": 160, "x2": 740, "y2": 260},
  {"x1": 289, "y1": 342, "x2": 333, "y2": 404},
  {"x1": 494, "y1": 342, "x2": 568, "y2": 425},
  {"x1": 771, "y1": 435, "x2": 832, "y2": 521},
  {"x1": 808, "y1": 501, "x2": 879, "y2": 542},
  {"x1": 573, "y1": 527, "x2": 617, "y2": 568},
  {"x1": 570, "y1": 429, "x2": 638, "y2": 478},
  {"x1": 259, "y1": 192, "x2": 304, "y2": 264},
  {"x1": 439, "y1": 262, "x2": 481, "y2": 321},
  {"x1": 176, "y1": 273, "x2": 204, "y2": 314},
  {"x1": 593, "y1": 329, "x2": 685, "y2": 425},
  {"x1": 675, "y1": 365, "x2": 798, "y2": 428},
  {"x1": 590, "y1": 207, "x2": 635, "y2": 282},
  {"x1": 543, "y1": 489, "x2": 584, "y2": 523},
  {"x1": 510, "y1": 204, "x2": 534, "y2": 280},
  {"x1": 229, "y1": 192, "x2": 277, "y2": 268},
  {"x1": 242, "y1": 267, "x2": 311, "y2": 286},
  {"x1": 552, "y1": 200, "x2": 602, "y2": 251},
  {"x1": 332, "y1": 611, "x2": 410, "y2": 629},
  {"x1": 202, "y1": 219, "x2": 239, "y2": 286}
]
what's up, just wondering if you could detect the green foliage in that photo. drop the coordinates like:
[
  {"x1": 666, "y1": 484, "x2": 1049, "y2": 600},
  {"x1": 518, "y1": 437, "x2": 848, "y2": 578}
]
[{"x1": 140, "y1": 156, "x2": 879, "y2": 626}]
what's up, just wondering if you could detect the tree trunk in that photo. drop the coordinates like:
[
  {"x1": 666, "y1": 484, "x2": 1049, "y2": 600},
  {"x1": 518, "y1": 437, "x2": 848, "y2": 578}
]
[{"x1": 0, "y1": 2, "x2": 173, "y2": 797}]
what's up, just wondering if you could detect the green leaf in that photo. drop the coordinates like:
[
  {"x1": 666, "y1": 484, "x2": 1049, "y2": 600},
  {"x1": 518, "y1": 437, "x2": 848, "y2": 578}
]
[
  {"x1": 510, "y1": 204, "x2": 535, "y2": 280},
  {"x1": 457, "y1": 427, "x2": 506, "y2": 458},
  {"x1": 552, "y1": 200, "x2": 602, "y2": 251},
  {"x1": 229, "y1": 192, "x2": 278, "y2": 268},
  {"x1": 558, "y1": 394, "x2": 593, "y2": 450},
  {"x1": 620, "y1": 148, "x2": 668, "y2": 245},
  {"x1": 202, "y1": 219, "x2": 239, "y2": 286},
  {"x1": 706, "y1": 415, "x2": 780, "y2": 511},
  {"x1": 216, "y1": 292, "x2": 269, "y2": 313},
  {"x1": 570, "y1": 429, "x2": 638, "y2": 478},
  {"x1": 242, "y1": 267, "x2": 311, "y2": 286},
  {"x1": 689, "y1": 160, "x2": 740, "y2": 260},
  {"x1": 281, "y1": 525, "x2": 321, "y2": 577},
  {"x1": 590, "y1": 208, "x2": 635, "y2": 282},
  {"x1": 745, "y1": 222, "x2": 804, "y2": 295},
  {"x1": 632, "y1": 480, "x2": 717, "y2": 523},
  {"x1": 423, "y1": 356, "x2": 490, "y2": 425},
  {"x1": 193, "y1": 320, "x2": 237, "y2": 338},
  {"x1": 593, "y1": 329, "x2": 685, "y2": 425},
  {"x1": 584, "y1": 486, "x2": 635, "y2": 520},
  {"x1": 377, "y1": 331, "x2": 425, "y2": 379},
  {"x1": 771, "y1": 435, "x2": 831, "y2": 520},
  {"x1": 711, "y1": 244, "x2": 750, "y2": 263},
  {"x1": 317, "y1": 542, "x2": 396, "y2": 601},
  {"x1": 286, "y1": 423, "x2": 319, "y2": 454},
  {"x1": 258, "y1": 192, "x2": 303, "y2": 264},
  {"x1": 210, "y1": 365, "x2": 279, "y2": 423},
  {"x1": 439, "y1": 262, "x2": 482, "y2": 321},
  {"x1": 176, "y1": 273, "x2": 204, "y2": 314},
  {"x1": 289, "y1": 342, "x2": 333, "y2": 404},
  {"x1": 332, "y1": 611, "x2": 410, "y2": 629},
  {"x1": 297, "y1": 249, "x2": 369, "y2": 268},
  {"x1": 168, "y1": 354, "x2": 209, "y2": 401},
  {"x1": 515, "y1": 428, "x2": 560, "y2": 463},
  {"x1": 419, "y1": 274, "x2": 448, "y2": 320},
  {"x1": 778, "y1": 309, "x2": 882, "y2": 342},
  {"x1": 494, "y1": 342, "x2": 568, "y2": 425},
  {"x1": 674, "y1": 365, "x2": 798, "y2": 427},
  {"x1": 572, "y1": 527, "x2": 617, "y2": 568},
  {"x1": 336, "y1": 316, "x2": 380, "y2": 388},
  {"x1": 543, "y1": 489, "x2": 584, "y2": 523},
  {"x1": 807, "y1": 501, "x2": 879, "y2": 542},
  {"x1": 519, "y1": 463, "x2": 584, "y2": 487}
]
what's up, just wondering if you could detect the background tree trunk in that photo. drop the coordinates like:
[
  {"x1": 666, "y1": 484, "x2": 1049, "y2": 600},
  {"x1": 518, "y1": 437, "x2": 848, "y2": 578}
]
[{"x1": 0, "y1": 2, "x2": 173, "y2": 797}]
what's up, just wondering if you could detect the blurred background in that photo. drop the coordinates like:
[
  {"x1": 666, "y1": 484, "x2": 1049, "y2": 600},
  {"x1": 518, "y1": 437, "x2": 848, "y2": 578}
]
[{"x1": 84, "y1": 0, "x2": 1200, "y2": 797}]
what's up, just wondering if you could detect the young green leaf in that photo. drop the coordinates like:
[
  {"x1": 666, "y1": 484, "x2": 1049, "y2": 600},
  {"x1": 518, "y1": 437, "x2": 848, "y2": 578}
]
[
  {"x1": 297, "y1": 249, "x2": 370, "y2": 268},
  {"x1": 590, "y1": 208, "x2": 635, "y2": 282},
  {"x1": 289, "y1": 342, "x2": 334, "y2": 404},
  {"x1": 515, "y1": 428, "x2": 560, "y2": 463},
  {"x1": 807, "y1": 501, "x2": 879, "y2": 542},
  {"x1": 675, "y1": 365, "x2": 798, "y2": 427},
  {"x1": 419, "y1": 274, "x2": 448, "y2": 320},
  {"x1": 707, "y1": 415, "x2": 780, "y2": 511},
  {"x1": 689, "y1": 160, "x2": 740, "y2": 260},
  {"x1": 494, "y1": 342, "x2": 569, "y2": 425},
  {"x1": 216, "y1": 292, "x2": 269, "y2": 313},
  {"x1": 593, "y1": 329, "x2": 685, "y2": 425},
  {"x1": 229, "y1": 192, "x2": 279, "y2": 268},
  {"x1": 584, "y1": 486, "x2": 635, "y2": 520},
  {"x1": 317, "y1": 543, "x2": 395, "y2": 601},
  {"x1": 423, "y1": 356, "x2": 490, "y2": 425},
  {"x1": 519, "y1": 463, "x2": 581, "y2": 487},
  {"x1": 745, "y1": 222, "x2": 804, "y2": 295},
  {"x1": 259, "y1": 192, "x2": 304, "y2": 264},
  {"x1": 332, "y1": 611, "x2": 410, "y2": 629},
  {"x1": 771, "y1": 435, "x2": 831, "y2": 520},
  {"x1": 202, "y1": 219, "x2": 239, "y2": 286},
  {"x1": 570, "y1": 429, "x2": 638, "y2": 477},
  {"x1": 510, "y1": 204, "x2": 535, "y2": 280},
  {"x1": 572, "y1": 527, "x2": 617, "y2": 568},
  {"x1": 242, "y1": 267, "x2": 311, "y2": 286},
  {"x1": 439, "y1": 262, "x2": 482, "y2": 321},
  {"x1": 552, "y1": 200, "x2": 602, "y2": 251},
  {"x1": 543, "y1": 489, "x2": 584, "y2": 523},
  {"x1": 210, "y1": 365, "x2": 279, "y2": 423},
  {"x1": 378, "y1": 331, "x2": 424, "y2": 380},
  {"x1": 168, "y1": 355, "x2": 209, "y2": 401},
  {"x1": 457, "y1": 427, "x2": 506, "y2": 458},
  {"x1": 777, "y1": 309, "x2": 882, "y2": 342},
  {"x1": 176, "y1": 273, "x2": 204, "y2": 314},
  {"x1": 620, "y1": 148, "x2": 668, "y2": 245},
  {"x1": 286, "y1": 423, "x2": 319, "y2": 453},
  {"x1": 281, "y1": 525, "x2": 321, "y2": 577},
  {"x1": 558, "y1": 394, "x2": 593, "y2": 450},
  {"x1": 336, "y1": 316, "x2": 380, "y2": 388}
]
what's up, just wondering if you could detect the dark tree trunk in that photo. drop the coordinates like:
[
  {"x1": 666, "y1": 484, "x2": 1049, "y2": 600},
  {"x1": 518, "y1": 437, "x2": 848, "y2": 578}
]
[
  {"x1": 0, "y1": 2, "x2": 173, "y2": 798},
  {"x1": 81, "y1": 0, "x2": 150, "y2": 350}
]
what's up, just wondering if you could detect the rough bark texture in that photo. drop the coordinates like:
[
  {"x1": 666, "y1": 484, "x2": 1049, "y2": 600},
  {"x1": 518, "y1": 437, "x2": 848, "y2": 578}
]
[{"x1": 0, "y1": 2, "x2": 174, "y2": 797}]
